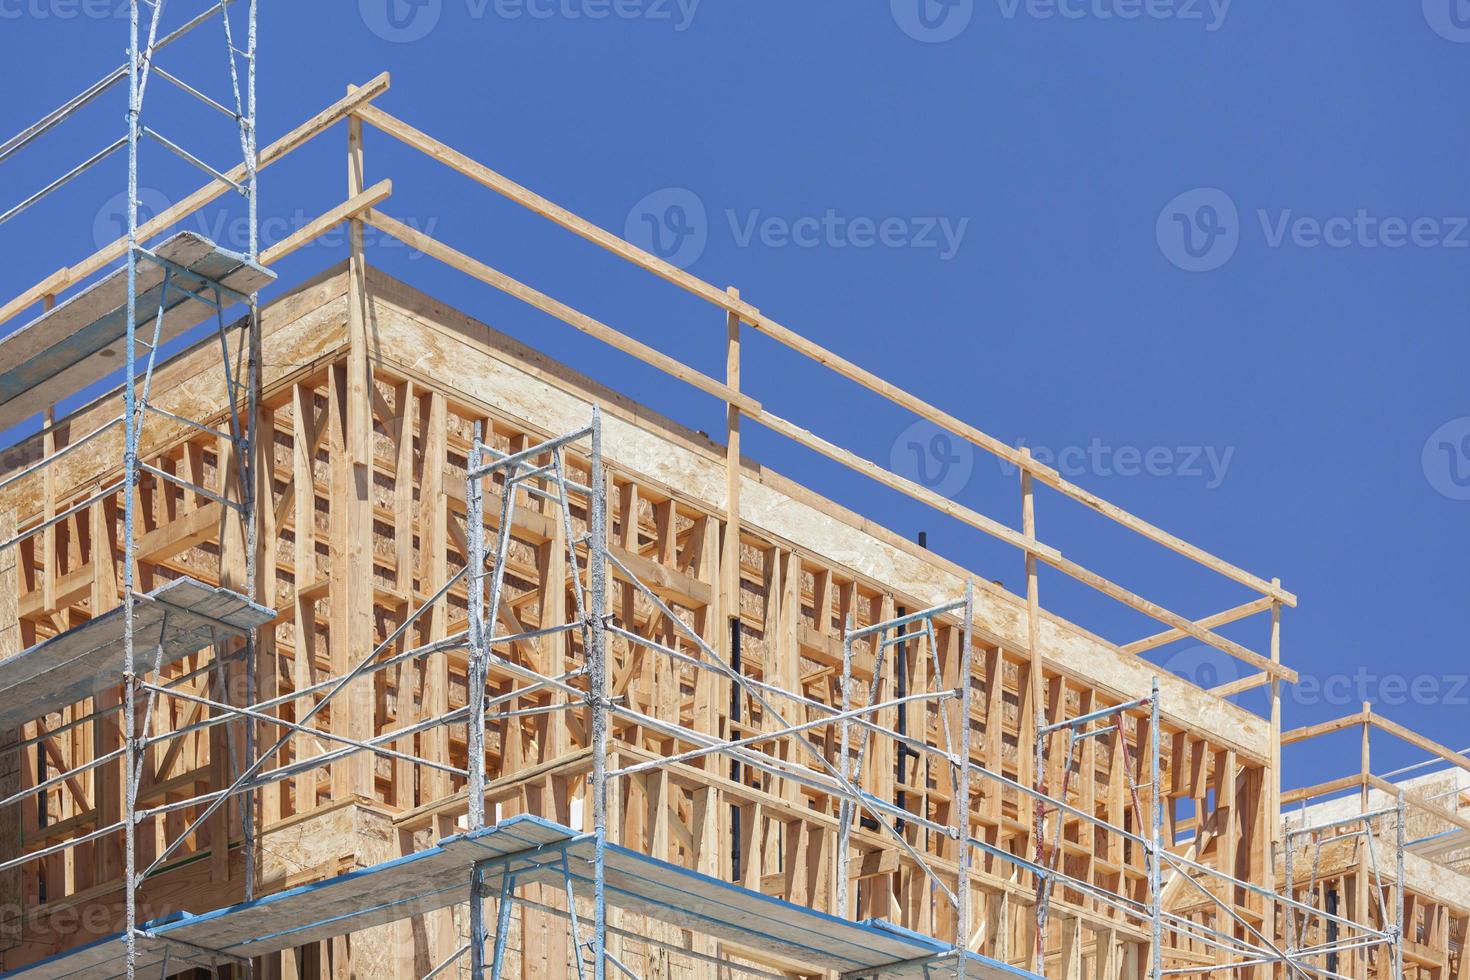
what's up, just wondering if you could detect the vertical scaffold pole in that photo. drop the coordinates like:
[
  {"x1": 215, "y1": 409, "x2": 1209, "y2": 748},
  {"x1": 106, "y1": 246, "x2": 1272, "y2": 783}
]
[
  {"x1": 122, "y1": 4, "x2": 141, "y2": 979},
  {"x1": 837, "y1": 614, "x2": 854, "y2": 921},
  {"x1": 467, "y1": 422, "x2": 488, "y2": 978},
  {"x1": 241, "y1": 0, "x2": 261, "y2": 907},
  {"x1": 467, "y1": 422, "x2": 487, "y2": 825},
  {"x1": 1394, "y1": 791, "x2": 1405, "y2": 980},
  {"x1": 1150, "y1": 677, "x2": 1163, "y2": 980},
  {"x1": 954, "y1": 582, "x2": 975, "y2": 980},
  {"x1": 588, "y1": 407, "x2": 610, "y2": 980}
]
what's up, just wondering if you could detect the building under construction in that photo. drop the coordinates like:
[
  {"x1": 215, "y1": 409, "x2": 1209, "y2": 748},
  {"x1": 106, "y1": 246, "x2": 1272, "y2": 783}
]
[{"x1": 0, "y1": 8, "x2": 1466, "y2": 979}]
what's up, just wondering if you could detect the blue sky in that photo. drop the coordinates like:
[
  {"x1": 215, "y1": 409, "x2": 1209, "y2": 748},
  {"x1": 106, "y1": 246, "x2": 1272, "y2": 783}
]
[{"x1": 1, "y1": 1, "x2": 1466, "y2": 789}]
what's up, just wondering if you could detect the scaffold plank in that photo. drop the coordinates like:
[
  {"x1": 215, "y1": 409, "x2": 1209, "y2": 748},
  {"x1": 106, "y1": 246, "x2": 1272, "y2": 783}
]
[
  {"x1": 0, "y1": 817, "x2": 1039, "y2": 980},
  {"x1": 0, "y1": 232, "x2": 274, "y2": 431},
  {"x1": 0, "y1": 576, "x2": 274, "y2": 729}
]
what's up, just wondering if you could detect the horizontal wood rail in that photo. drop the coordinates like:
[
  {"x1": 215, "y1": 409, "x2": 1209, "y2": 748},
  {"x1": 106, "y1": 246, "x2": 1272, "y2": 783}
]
[
  {"x1": 1123, "y1": 596, "x2": 1275, "y2": 656},
  {"x1": 1281, "y1": 706, "x2": 1470, "y2": 832},
  {"x1": 363, "y1": 208, "x2": 1295, "y2": 684},
  {"x1": 362, "y1": 209, "x2": 758, "y2": 415},
  {"x1": 1282, "y1": 710, "x2": 1369, "y2": 746},
  {"x1": 351, "y1": 101, "x2": 1295, "y2": 611},
  {"x1": 0, "y1": 72, "x2": 392, "y2": 329},
  {"x1": 0, "y1": 74, "x2": 1297, "y2": 690},
  {"x1": 260, "y1": 179, "x2": 393, "y2": 266}
]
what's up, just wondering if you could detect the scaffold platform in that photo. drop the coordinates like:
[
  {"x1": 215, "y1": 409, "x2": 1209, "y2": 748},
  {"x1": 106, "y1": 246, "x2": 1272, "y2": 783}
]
[
  {"x1": 0, "y1": 232, "x2": 273, "y2": 430},
  {"x1": 0, "y1": 576, "x2": 275, "y2": 730},
  {"x1": 1, "y1": 815, "x2": 1039, "y2": 980}
]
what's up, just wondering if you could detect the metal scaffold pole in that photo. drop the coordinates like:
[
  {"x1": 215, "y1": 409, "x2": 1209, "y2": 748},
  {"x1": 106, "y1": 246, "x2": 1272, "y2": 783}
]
[
  {"x1": 468, "y1": 420, "x2": 488, "y2": 977},
  {"x1": 953, "y1": 581, "x2": 975, "y2": 980},
  {"x1": 589, "y1": 406, "x2": 611, "y2": 980},
  {"x1": 121, "y1": 5, "x2": 141, "y2": 978},
  {"x1": 1150, "y1": 676, "x2": 1163, "y2": 980},
  {"x1": 1394, "y1": 790, "x2": 1406, "y2": 980}
]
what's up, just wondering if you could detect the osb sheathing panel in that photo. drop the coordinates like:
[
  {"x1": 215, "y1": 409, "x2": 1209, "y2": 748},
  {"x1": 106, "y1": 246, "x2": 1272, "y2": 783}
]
[
  {"x1": 359, "y1": 265, "x2": 1270, "y2": 762},
  {"x1": 1403, "y1": 850, "x2": 1470, "y2": 912},
  {"x1": 0, "y1": 261, "x2": 1268, "y2": 758}
]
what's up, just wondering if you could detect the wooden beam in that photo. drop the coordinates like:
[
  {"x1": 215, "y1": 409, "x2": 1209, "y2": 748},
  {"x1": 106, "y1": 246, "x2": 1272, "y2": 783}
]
[
  {"x1": 0, "y1": 74, "x2": 392, "y2": 331},
  {"x1": 1370, "y1": 713, "x2": 1470, "y2": 777},
  {"x1": 1122, "y1": 597, "x2": 1275, "y2": 656},
  {"x1": 1281, "y1": 711, "x2": 1368, "y2": 747},
  {"x1": 260, "y1": 180, "x2": 393, "y2": 266},
  {"x1": 362, "y1": 210, "x2": 759, "y2": 416}
]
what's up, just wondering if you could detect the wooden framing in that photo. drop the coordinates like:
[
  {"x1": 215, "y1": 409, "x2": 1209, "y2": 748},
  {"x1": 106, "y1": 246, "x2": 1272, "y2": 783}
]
[{"x1": 0, "y1": 74, "x2": 1458, "y2": 980}]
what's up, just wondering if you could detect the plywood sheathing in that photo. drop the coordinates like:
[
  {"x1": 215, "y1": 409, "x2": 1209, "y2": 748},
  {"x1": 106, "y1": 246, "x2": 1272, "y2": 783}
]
[{"x1": 361, "y1": 265, "x2": 1268, "y2": 762}]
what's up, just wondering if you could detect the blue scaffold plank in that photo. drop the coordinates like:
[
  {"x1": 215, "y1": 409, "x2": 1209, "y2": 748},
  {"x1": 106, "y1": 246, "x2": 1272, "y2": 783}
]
[
  {"x1": 1, "y1": 816, "x2": 1043, "y2": 979},
  {"x1": 0, "y1": 232, "x2": 274, "y2": 431},
  {"x1": 0, "y1": 576, "x2": 276, "y2": 729}
]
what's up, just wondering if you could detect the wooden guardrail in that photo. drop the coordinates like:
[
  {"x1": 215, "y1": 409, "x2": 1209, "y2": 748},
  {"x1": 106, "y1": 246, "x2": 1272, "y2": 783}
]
[{"x1": 0, "y1": 71, "x2": 1298, "y2": 689}]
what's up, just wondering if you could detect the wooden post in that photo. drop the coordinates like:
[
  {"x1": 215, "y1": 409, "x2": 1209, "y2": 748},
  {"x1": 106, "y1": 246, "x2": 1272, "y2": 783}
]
[
  {"x1": 342, "y1": 95, "x2": 374, "y2": 799},
  {"x1": 256, "y1": 402, "x2": 282, "y2": 829},
  {"x1": 1020, "y1": 447, "x2": 1042, "y2": 972},
  {"x1": 722, "y1": 286, "x2": 741, "y2": 627},
  {"x1": 291, "y1": 381, "x2": 320, "y2": 816}
]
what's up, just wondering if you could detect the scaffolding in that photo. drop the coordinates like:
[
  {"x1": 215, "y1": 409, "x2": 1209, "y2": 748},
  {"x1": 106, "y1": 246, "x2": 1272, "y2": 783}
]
[
  {"x1": 0, "y1": 3, "x2": 267, "y2": 980},
  {"x1": 0, "y1": 24, "x2": 1444, "y2": 980}
]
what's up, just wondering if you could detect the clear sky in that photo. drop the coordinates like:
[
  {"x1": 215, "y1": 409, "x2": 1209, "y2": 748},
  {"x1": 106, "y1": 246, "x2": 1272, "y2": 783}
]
[{"x1": 1, "y1": 2, "x2": 1466, "y2": 790}]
